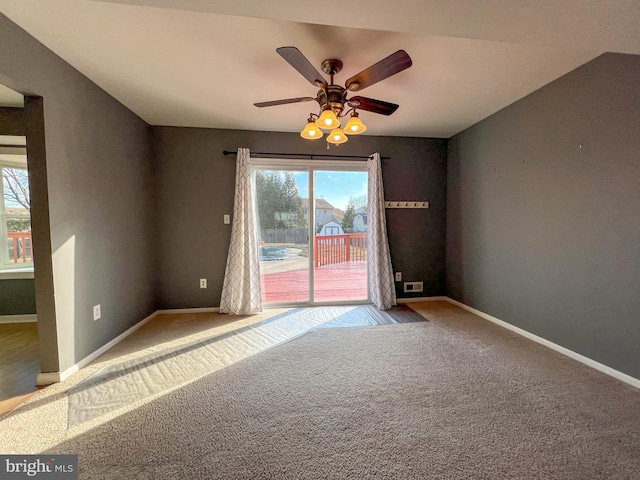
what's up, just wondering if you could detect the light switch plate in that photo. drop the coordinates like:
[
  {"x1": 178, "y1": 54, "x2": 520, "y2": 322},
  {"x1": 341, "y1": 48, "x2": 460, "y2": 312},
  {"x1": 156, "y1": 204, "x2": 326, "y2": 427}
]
[{"x1": 224, "y1": 215, "x2": 231, "y2": 224}]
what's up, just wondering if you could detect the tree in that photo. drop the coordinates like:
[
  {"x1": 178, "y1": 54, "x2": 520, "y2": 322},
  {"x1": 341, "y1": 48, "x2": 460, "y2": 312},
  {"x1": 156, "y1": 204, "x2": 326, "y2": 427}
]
[
  {"x1": 341, "y1": 195, "x2": 367, "y2": 233},
  {"x1": 6, "y1": 218, "x2": 30, "y2": 232},
  {"x1": 341, "y1": 204, "x2": 356, "y2": 233},
  {"x1": 349, "y1": 194, "x2": 367, "y2": 209},
  {"x1": 2, "y1": 167, "x2": 31, "y2": 232},
  {"x1": 2, "y1": 167, "x2": 30, "y2": 210},
  {"x1": 255, "y1": 170, "x2": 305, "y2": 230}
]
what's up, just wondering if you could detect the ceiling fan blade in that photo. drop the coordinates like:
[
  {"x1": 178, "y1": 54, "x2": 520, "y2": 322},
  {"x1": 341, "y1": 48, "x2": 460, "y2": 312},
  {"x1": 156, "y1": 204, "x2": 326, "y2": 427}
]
[
  {"x1": 349, "y1": 96, "x2": 399, "y2": 116},
  {"x1": 254, "y1": 97, "x2": 316, "y2": 108},
  {"x1": 345, "y1": 50, "x2": 412, "y2": 92},
  {"x1": 276, "y1": 46, "x2": 327, "y2": 87}
]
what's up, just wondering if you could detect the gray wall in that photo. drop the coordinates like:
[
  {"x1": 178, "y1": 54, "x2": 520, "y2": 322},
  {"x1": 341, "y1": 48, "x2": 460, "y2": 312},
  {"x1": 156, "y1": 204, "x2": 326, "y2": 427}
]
[
  {"x1": 0, "y1": 279, "x2": 36, "y2": 316},
  {"x1": 0, "y1": 14, "x2": 156, "y2": 373},
  {"x1": 152, "y1": 127, "x2": 447, "y2": 308},
  {"x1": 447, "y1": 53, "x2": 640, "y2": 379}
]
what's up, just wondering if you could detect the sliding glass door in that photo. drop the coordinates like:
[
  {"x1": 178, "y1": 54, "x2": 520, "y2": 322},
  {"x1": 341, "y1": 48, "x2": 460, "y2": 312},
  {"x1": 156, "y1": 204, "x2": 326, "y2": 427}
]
[{"x1": 254, "y1": 162, "x2": 368, "y2": 306}]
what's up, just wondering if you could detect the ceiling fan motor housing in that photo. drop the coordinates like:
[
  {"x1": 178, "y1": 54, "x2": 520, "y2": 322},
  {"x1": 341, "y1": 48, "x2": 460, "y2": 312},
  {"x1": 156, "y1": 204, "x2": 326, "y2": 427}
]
[{"x1": 317, "y1": 85, "x2": 348, "y2": 115}]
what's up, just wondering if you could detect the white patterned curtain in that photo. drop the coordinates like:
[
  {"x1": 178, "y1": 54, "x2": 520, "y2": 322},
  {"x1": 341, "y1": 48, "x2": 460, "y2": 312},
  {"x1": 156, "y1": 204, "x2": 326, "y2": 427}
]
[
  {"x1": 220, "y1": 148, "x2": 262, "y2": 315},
  {"x1": 367, "y1": 153, "x2": 397, "y2": 310}
]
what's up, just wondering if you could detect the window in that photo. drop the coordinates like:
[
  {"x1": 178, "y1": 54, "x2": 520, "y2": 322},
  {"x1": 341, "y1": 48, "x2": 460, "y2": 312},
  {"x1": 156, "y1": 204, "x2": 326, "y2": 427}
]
[{"x1": 0, "y1": 152, "x2": 32, "y2": 272}]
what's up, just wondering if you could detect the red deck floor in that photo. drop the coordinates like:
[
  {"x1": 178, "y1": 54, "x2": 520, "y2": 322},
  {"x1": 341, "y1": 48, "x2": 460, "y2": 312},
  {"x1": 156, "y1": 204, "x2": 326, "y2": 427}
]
[{"x1": 261, "y1": 261, "x2": 368, "y2": 303}]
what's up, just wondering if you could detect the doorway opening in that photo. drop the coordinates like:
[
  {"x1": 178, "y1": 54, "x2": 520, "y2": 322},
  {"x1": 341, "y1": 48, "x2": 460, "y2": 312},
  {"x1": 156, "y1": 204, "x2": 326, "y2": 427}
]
[{"x1": 0, "y1": 133, "x2": 40, "y2": 415}]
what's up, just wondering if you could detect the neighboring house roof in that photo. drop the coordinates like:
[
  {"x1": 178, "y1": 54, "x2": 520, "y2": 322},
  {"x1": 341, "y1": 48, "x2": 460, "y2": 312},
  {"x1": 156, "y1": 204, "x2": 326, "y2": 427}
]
[
  {"x1": 300, "y1": 198, "x2": 334, "y2": 210},
  {"x1": 332, "y1": 208, "x2": 345, "y2": 223},
  {"x1": 316, "y1": 199, "x2": 334, "y2": 210}
]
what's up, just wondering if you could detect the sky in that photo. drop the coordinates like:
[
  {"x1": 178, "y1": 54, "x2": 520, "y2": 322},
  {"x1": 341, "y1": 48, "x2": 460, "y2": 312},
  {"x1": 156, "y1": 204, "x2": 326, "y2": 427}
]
[{"x1": 294, "y1": 171, "x2": 367, "y2": 211}]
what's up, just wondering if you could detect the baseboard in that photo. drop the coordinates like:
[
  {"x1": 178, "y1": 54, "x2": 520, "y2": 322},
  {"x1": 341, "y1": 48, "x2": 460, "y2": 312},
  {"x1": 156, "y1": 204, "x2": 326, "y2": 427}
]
[
  {"x1": 444, "y1": 297, "x2": 640, "y2": 390},
  {"x1": 0, "y1": 314, "x2": 37, "y2": 324},
  {"x1": 157, "y1": 307, "x2": 220, "y2": 315},
  {"x1": 397, "y1": 296, "x2": 447, "y2": 303},
  {"x1": 37, "y1": 310, "x2": 160, "y2": 386},
  {"x1": 33, "y1": 300, "x2": 640, "y2": 390},
  {"x1": 36, "y1": 307, "x2": 223, "y2": 385}
]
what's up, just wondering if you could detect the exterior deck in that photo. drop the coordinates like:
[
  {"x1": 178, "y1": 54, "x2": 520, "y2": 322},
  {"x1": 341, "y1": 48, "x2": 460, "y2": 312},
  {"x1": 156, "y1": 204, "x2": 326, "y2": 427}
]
[{"x1": 261, "y1": 261, "x2": 367, "y2": 303}]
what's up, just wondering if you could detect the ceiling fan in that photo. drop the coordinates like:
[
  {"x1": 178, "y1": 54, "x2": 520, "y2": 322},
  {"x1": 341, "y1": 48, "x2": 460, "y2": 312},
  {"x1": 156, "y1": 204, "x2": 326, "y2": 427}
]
[{"x1": 254, "y1": 46, "x2": 412, "y2": 145}]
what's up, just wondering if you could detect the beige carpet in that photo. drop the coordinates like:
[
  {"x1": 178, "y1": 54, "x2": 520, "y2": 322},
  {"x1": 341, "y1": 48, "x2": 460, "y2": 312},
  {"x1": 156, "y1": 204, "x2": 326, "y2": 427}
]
[
  {"x1": 67, "y1": 305, "x2": 425, "y2": 425},
  {"x1": 2, "y1": 301, "x2": 640, "y2": 479}
]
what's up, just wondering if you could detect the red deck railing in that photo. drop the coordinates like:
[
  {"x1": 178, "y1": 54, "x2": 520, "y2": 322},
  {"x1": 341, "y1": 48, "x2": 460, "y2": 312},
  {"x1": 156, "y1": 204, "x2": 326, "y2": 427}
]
[
  {"x1": 314, "y1": 233, "x2": 366, "y2": 267},
  {"x1": 8, "y1": 231, "x2": 32, "y2": 263}
]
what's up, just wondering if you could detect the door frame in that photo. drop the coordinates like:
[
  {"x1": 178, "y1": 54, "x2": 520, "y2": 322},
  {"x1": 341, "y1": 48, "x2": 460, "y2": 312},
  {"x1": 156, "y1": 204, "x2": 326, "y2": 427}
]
[{"x1": 251, "y1": 158, "x2": 369, "y2": 307}]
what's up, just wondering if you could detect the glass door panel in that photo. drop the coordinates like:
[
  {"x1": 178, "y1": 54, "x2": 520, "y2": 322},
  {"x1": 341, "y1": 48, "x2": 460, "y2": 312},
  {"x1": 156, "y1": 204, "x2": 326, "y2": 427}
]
[
  {"x1": 255, "y1": 169, "x2": 310, "y2": 304},
  {"x1": 313, "y1": 170, "x2": 368, "y2": 303}
]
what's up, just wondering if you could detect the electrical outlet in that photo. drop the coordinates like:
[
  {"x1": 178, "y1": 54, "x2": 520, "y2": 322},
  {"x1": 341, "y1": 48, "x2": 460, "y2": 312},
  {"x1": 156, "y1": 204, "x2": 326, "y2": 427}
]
[
  {"x1": 200, "y1": 278, "x2": 207, "y2": 289},
  {"x1": 93, "y1": 304, "x2": 101, "y2": 321},
  {"x1": 395, "y1": 272, "x2": 402, "y2": 282}
]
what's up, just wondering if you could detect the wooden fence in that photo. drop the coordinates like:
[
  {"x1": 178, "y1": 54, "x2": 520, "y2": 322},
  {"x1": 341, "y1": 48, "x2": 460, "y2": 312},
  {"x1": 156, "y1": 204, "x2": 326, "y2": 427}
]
[
  {"x1": 261, "y1": 228, "x2": 307, "y2": 245},
  {"x1": 314, "y1": 234, "x2": 366, "y2": 267}
]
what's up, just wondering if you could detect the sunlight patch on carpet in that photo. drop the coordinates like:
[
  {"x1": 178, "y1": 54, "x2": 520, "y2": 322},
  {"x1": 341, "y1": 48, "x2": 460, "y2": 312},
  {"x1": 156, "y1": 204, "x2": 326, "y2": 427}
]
[{"x1": 67, "y1": 305, "x2": 425, "y2": 425}]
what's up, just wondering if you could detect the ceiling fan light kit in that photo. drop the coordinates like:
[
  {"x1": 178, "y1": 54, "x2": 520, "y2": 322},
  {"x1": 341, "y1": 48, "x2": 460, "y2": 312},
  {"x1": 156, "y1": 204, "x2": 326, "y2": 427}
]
[
  {"x1": 300, "y1": 117, "x2": 323, "y2": 140},
  {"x1": 345, "y1": 112, "x2": 367, "y2": 134},
  {"x1": 328, "y1": 127, "x2": 348, "y2": 145},
  {"x1": 317, "y1": 108, "x2": 341, "y2": 129},
  {"x1": 256, "y1": 46, "x2": 412, "y2": 146}
]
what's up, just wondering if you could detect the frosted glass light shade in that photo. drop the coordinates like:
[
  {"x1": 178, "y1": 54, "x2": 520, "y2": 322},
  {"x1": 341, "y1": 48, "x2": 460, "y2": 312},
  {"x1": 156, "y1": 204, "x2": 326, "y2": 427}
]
[
  {"x1": 317, "y1": 109, "x2": 341, "y2": 129},
  {"x1": 327, "y1": 127, "x2": 348, "y2": 145},
  {"x1": 345, "y1": 114, "x2": 367, "y2": 134},
  {"x1": 300, "y1": 120, "x2": 323, "y2": 139}
]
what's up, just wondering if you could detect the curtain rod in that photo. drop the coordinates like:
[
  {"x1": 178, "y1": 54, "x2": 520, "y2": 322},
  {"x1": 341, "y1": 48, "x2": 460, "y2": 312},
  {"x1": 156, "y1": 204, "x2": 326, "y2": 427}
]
[{"x1": 222, "y1": 150, "x2": 389, "y2": 161}]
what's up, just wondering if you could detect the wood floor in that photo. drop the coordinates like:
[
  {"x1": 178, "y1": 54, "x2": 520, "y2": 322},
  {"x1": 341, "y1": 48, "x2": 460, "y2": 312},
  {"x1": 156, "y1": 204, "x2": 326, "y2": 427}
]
[{"x1": 0, "y1": 322, "x2": 40, "y2": 417}]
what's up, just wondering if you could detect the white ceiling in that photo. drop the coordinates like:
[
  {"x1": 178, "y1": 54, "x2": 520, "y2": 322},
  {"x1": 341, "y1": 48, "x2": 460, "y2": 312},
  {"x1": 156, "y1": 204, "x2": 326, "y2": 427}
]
[{"x1": 0, "y1": 0, "x2": 638, "y2": 138}]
